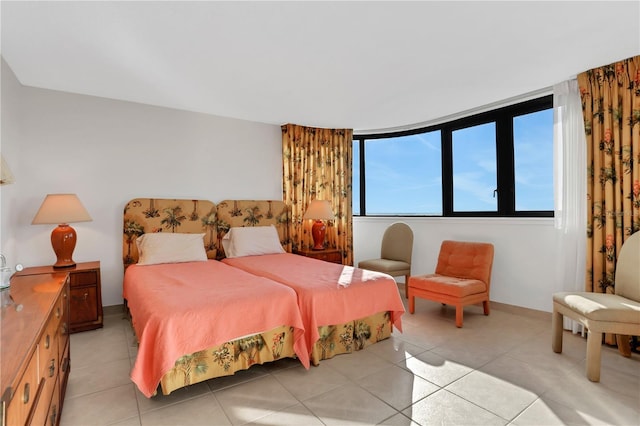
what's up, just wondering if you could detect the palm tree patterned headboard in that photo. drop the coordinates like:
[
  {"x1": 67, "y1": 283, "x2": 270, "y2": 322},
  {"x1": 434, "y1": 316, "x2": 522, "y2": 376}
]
[
  {"x1": 123, "y1": 198, "x2": 291, "y2": 266},
  {"x1": 216, "y1": 200, "x2": 291, "y2": 253},
  {"x1": 123, "y1": 198, "x2": 217, "y2": 266}
]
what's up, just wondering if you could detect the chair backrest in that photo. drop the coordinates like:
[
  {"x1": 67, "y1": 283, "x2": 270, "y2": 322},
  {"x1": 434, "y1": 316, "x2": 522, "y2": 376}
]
[
  {"x1": 380, "y1": 222, "x2": 414, "y2": 264},
  {"x1": 435, "y1": 240, "x2": 494, "y2": 287},
  {"x1": 615, "y1": 231, "x2": 640, "y2": 302}
]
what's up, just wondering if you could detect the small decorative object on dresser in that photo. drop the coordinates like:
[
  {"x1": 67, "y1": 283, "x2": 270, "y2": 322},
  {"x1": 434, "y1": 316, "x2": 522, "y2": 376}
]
[
  {"x1": 293, "y1": 248, "x2": 342, "y2": 264},
  {"x1": 16, "y1": 261, "x2": 103, "y2": 333}
]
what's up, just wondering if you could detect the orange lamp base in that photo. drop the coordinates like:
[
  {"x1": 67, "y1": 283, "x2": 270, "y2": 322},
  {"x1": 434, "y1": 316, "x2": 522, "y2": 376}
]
[
  {"x1": 311, "y1": 220, "x2": 326, "y2": 250},
  {"x1": 51, "y1": 224, "x2": 77, "y2": 269}
]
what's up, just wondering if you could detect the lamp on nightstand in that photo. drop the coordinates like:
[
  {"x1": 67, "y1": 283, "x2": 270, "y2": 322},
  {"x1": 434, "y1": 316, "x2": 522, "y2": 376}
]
[
  {"x1": 32, "y1": 194, "x2": 92, "y2": 269},
  {"x1": 303, "y1": 199, "x2": 335, "y2": 250}
]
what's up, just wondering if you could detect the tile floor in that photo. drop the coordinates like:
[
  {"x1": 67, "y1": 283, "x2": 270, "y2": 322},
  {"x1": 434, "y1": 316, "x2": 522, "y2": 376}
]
[{"x1": 60, "y1": 294, "x2": 639, "y2": 426}]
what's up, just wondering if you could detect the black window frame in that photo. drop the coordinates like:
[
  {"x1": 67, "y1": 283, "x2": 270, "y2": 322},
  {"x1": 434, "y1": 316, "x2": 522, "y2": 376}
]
[{"x1": 354, "y1": 94, "x2": 554, "y2": 218}]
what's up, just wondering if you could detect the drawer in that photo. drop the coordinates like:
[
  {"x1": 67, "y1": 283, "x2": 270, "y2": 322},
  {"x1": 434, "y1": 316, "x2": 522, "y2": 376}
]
[
  {"x1": 38, "y1": 314, "x2": 60, "y2": 381},
  {"x1": 47, "y1": 375, "x2": 61, "y2": 426},
  {"x1": 70, "y1": 286, "x2": 99, "y2": 324},
  {"x1": 5, "y1": 352, "x2": 39, "y2": 426},
  {"x1": 59, "y1": 342, "x2": 71, "y2": 403},
  {"x1": 316, "y1": 252, "x2": 342, "y2": 263},
  {"x1": 69, "y1": 271, "x2": 97, "y2": 287}
]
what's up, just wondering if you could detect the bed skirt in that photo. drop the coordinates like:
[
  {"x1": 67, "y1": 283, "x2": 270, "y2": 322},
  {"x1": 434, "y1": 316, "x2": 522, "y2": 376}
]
[{"x1": 132, "y1": 310, "x2": 393, "y2": 396}]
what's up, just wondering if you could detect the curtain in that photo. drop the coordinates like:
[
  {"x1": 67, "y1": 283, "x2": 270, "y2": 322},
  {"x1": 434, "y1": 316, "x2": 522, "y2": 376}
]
[
  {"x1": 282, "y1": 124, "x2": 354, "y2": 265},
  {"x1": 577, "y1": 56, "x2": 640, "y2": 348},
  {"x1": 553, "y1": 79, "x2": 587, "y2": 334}
]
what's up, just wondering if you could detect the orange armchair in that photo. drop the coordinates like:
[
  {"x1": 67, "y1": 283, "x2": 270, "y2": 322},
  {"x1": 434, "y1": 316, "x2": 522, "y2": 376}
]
[{"x1": 408, "y1": 240, "x2": 494, "y2": 327}]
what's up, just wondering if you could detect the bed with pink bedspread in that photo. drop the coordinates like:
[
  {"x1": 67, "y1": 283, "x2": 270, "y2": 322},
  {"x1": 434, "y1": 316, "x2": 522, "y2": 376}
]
[
  {"x1": 222, "y1": 253, "x2": 405, "y2": 358},
  {"x1": 124, "y1": 260, "x2": 308, "y2": 398},
  {"x1": 123, "y1": 198, "x2": 309, "y2": 397},
  {"x1": 216, "y1": 200, "x2": 405, "y2": 364}
]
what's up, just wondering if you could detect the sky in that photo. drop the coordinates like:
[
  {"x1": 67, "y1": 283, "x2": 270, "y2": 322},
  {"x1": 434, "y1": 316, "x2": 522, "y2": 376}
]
[{"x1": 354, "y1": 108, "x2": 553, "y2": 215}]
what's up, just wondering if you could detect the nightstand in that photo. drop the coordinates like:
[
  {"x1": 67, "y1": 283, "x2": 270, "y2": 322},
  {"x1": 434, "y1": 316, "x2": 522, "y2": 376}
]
[
  {"x1": 293, "y1": 248, "x2": 342, "y2": 264},
  {"x1": 16, "y1": 261, "x2": 103, "y2": 333}
]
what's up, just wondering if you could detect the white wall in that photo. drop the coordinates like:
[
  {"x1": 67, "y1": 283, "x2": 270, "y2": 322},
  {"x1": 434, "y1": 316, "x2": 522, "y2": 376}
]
[
  {"x1": 354, "y1": 216, "x2": 558, "y2": 312},
  {"x1": 2, "y1": 58, "x2": 563, "y2": 313},
  {"x1": 1, "y1": 59, "x2": 282, "y2": 306}
]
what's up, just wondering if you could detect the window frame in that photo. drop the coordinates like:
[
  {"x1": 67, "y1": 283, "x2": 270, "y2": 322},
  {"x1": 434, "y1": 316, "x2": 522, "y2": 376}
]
[{"x1": 354, "y1": 94, "x2": 554, "y2": 218}]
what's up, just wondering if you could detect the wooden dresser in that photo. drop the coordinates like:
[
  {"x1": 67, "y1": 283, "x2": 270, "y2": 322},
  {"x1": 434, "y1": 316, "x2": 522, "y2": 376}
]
[{"x1": 1, "y1": 272, "x2": 70, "y2": 426}]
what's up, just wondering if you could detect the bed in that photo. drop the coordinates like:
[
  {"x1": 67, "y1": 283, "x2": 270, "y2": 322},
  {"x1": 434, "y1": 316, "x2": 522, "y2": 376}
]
[
  {"x1": 223, "y1": 253, "x2": 405, "y2": 361},
  {"x1": 122, "y1": 198, "x2": 405, "y2": 397},
  {"x1": 217, "y1": 200, "x2": 405, "y2": 364},
  {"x1": 122, "y1": 198, "x2": 308, "y2": 397}
]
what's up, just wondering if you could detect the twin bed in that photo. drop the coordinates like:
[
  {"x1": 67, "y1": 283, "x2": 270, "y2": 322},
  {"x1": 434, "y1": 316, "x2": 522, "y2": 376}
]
[{"x1": 123, "y1": 198, "x2": 405, "y2": 397}]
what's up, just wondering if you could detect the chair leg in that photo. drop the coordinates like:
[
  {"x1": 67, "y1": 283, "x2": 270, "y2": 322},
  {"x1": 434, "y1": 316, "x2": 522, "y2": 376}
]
[
  {"x1": 455, "y1": 305, "x2": 463, "y2": 328},
  {"x1": 408, "y1": 292, "x2": 415, "y2": 314},
  {"x1": 551, "y1": 310, "x2": 563, "y2": 353},
  {"x1": 616, "y1": 334, "x2": 631, "y2": 357},
  {"x1": 482, "y1": 300, "x2": 490, "y2": 316},
  {"x1": 405, "y1": 275, "x2": 409, "y2": 299},
  {"x1": 586, "y1": 330, "x2": 602, "y2": 382}
]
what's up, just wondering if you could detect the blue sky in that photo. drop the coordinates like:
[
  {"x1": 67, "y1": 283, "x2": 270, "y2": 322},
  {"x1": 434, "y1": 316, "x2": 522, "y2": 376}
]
[{"x1": 354, "y1": 108, "x2": 553, "y2": 215}]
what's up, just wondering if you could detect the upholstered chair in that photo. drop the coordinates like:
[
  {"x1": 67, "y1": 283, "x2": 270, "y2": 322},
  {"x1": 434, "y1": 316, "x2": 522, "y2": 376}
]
[
  {"x1": 408, "y1": 240, "x2": 494, "y2": 327},
  {"x1": 358, "y1": 222, "x2": 414, "y2": 297},
  {"x1": 552, "y1": 231, "x2": 640, "y2": 382}
]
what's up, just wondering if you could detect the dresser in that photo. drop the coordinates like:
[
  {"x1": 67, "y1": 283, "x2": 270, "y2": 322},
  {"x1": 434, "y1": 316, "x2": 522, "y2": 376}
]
[
  {"x1": 15, "y1": 262, "x2": 103, "y2": 333},
  {"x1": 292, "y1": 248, "x2": 342, "y2": 264},
  {"x1": 1, "y1": 272, "x2": 70, "y2": 426}
]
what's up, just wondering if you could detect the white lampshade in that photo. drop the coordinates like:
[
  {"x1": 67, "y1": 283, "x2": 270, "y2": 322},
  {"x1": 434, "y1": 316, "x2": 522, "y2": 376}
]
[
  {"x1": 303, "y1": 200, "x2": 335, "y2": 220},
  {"x1": 32, "y1": 194, "x2": 93, "y2": 225},
  {"x1": 0, "y1": 155, "x2": 15, "y2": 185}
]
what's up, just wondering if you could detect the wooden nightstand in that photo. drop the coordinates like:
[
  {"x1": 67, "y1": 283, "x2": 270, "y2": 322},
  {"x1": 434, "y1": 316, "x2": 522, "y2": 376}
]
[
  {"x1": 293, "y1": 248, "x2": 342, "y2": 264},
  {"x1": 16, "y1": 261, "x2": 103, "y2": 333}
]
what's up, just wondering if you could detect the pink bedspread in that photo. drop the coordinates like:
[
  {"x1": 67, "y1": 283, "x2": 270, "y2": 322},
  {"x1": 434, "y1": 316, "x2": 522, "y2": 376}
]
[
  {"x1": 123, "y1": 260, "x2": 309, "y2": 397},
  {"x1": 222, "y1": 253, "x2": 404, "y2": 354}
]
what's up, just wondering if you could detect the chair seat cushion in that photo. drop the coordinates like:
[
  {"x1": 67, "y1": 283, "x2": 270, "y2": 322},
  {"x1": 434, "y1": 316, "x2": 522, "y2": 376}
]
[
  {"x1": 358, "y1": 259, "x2": 410, "y2": 275},
  {"x1": 409, "y1": 274, "x2": 487, "y2": 297},
  {"x1": 553, "y1": 292, "x2": 640, "y2": 324}
]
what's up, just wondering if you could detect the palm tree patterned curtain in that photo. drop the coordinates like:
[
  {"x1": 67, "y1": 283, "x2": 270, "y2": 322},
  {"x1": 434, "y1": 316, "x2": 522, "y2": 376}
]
[
  {"x1": 577, "y1": 55, "x2": 639, "y2": 348},
  {"x1": 282, "y1": 123, "x2": 354, "y2": 265}
]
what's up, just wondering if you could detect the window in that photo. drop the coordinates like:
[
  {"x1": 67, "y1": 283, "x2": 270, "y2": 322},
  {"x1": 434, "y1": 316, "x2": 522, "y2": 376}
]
[
  {"x1": 513, "y1": 109, "x2": 554, "y2": 211},
  {"x1": 452, "y1": 123, "x2": 497, "y2": 212},
  {"x1": 355, "y1": 95, "x2": 553, "y2": 217},
  {"x1": 363, "y1": 132, "x2": 442, "y2": 215},
  {"x1": 353, "y1": 140, "x2": 360, "y2": 215}
]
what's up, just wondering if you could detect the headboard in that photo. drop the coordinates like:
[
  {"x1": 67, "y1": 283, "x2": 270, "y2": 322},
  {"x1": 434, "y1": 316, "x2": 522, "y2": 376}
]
[
  {"x1": 123, "y1": 198, "x2": 217, "y2": 266},
  {"x1": 123, "y1": 198, "x2": 291, "y2": 267},
  {"x1": 216, "y1": 200, "x2": 291, "y2": 251}
]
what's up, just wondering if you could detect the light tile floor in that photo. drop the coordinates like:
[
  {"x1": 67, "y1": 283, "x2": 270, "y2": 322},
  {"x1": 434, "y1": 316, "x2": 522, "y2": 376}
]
[{"x1": 60, "y1": 294, "x2": 640, "y2": 426}]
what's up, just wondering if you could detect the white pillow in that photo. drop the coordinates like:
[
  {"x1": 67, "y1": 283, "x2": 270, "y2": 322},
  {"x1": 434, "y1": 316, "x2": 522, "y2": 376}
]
[
  {"x1": 136, "y1": 233, "x2": 207, "y2": 265},
  {"x1": 225, "y1": 225, "x2": 285, "y2": 258},
  {"x1": 221, "y1": 232, "x2": 233, "y2": 257}
]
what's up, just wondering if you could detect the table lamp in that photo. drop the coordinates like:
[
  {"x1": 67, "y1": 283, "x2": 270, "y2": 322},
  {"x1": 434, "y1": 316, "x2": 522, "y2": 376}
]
[
  {"x1": 303, "y1": 200, "x2": 335, "y2": 250},
  {"x1": 0, "y1": 154, "x2": 15, "y2": 185},
  {"x1": 32, "y1": 194, "x2": 92, "y2": 268}
]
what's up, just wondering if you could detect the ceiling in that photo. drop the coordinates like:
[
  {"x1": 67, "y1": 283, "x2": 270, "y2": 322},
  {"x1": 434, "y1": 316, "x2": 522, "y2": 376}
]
[{"x1": 2, "y1": 1, "x2": 639, "y2": 133}]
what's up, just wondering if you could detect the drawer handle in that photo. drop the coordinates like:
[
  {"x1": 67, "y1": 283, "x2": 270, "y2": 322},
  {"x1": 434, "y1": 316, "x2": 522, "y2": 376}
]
[
  {"x1": 62, "y1": 322, "x2": 68, "y2": 335},
  {"x1": 48, "y1": 359, "x2": 55, "y2": 377},
  {"x1": 45, "y1": 334, "x2": 50, "y2": 349},
  {"x1": 22, "y1": 382, "x2": 30, "y2": 404},
  {"x1": 49, "y1": 404, "x2": 57, "y2": 426},
  {"x1": 56, "y1": 307, "x2": 61, "y2": 318},
  {"x1": 73, "y1": 292, "x2": 89, "y2": 302}
]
